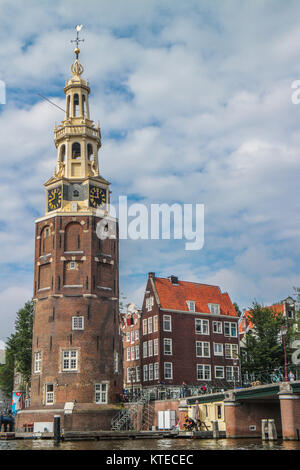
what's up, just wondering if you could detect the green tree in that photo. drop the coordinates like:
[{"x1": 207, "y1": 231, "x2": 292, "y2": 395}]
[
  {"x1": 0, "y1": 300, "x2": 33, "y2": 397},
  {"x1": 0, "y1": 336, "x2": 16, "y2": 398},
  {"x1": 241, "y1": 302, "x2": 295, "y2": 379},
  {"x1": 233, "y1": 302, "x2": 242, "y2": 317}
]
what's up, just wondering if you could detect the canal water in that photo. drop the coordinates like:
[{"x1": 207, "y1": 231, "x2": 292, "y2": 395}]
[{"x1": 1, "y1": 438, "x2": 300, "y2": 450}]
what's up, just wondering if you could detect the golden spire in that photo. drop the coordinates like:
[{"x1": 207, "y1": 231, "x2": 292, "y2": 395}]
[{"x1": 71, "y1": 25, "x2": 85, "y2": 77}]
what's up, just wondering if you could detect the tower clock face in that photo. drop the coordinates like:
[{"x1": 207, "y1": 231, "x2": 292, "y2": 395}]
[
  {"x1": 48, "y1": 187, "x2": 62, "y2": 212},
  {"x1": 89, "y1": 185, "x2": 107, "y2": 208}
]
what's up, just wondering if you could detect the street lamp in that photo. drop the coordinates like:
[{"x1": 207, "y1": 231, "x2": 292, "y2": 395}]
[{"x1": 280, "y1": 325, "x2": 289, "y2": 382}]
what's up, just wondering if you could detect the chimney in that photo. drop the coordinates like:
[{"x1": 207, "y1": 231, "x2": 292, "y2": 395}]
[
  {"x1": 168, "y1": 275, "x2": 178, "y2": 285},
  {"x1": 148, "y1": 272, "x2": 155, "y2": 279}
]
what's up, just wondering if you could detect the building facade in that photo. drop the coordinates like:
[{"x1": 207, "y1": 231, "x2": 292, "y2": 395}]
[
  {"x1": 16, "y1": 46, "x2": 122, "y2": 431},
  {"x1": 140, "y1": 273, "x2": 240, "y2": 399},
  {"x1": 121, "y1": 303, "x2": 142, "y2": 398}
]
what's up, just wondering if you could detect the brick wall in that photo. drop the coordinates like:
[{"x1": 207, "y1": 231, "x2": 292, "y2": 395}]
[{"x1": 31, "y1": 214, "x2": 122, "y2": 410}]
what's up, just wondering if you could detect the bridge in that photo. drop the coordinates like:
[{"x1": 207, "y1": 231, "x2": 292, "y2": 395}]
[{"x1": 185, "y1": 381, "x2": 300, "y2": 440}]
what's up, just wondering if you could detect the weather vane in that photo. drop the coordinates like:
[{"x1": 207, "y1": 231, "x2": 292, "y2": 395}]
[{"x1": 71, "y1": 25, "x2": 84, "y2": 59}]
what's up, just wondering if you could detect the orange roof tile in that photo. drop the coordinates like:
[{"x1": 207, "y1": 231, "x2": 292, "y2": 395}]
[{"x1": 154, "y1": 277, "x2": 237, "y2": 316}]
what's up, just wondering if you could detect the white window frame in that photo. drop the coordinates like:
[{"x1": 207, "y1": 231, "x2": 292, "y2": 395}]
[
  {"x1": 135, "y1": 345, "x2": 139, "y2": 360},
  {"x1": 213, "y1": 343, "x2": 223, "y2": 356},
  {"x1": 69, "y1": 261, "x2": 76, "y2": 270},
  {"x1": 45, "y1": 383, "x2": 54, "y2": 405},
  {"x1": 148, "y1": 317, "x2": 153, "y2": 334},
  {"x1": 143, "y1": 341, "x2": 148, "y2": 358},
  {"x1": 126, "y1": 347, "x2": 131, "y2": 361},
  {"x1": 136, "y1": 365, "x2": 140, "y2": 382},
  {"x1": 131, "y1": 331, "x2": 135, "y2": 343},
  {"x1": 225, "y1": 343, "x2": 239, "y2": 359},
  {"x1": 196, "y1": 341, "x2": 210, "y2": 358},
  {"x1": 215, "y1": 366, "x2": 225, "y2": 379},
  {"x1": 72, "y1": 316, "x2": 84, "y2": 330},
  {"x1": 146, "y1": 296, "x2": 154, "y2": 312},
  {"x1": 197, "y1": 364, "x2": 211, "y2": 381},
  {"x1": 224, "y1": 322, "x2": 237, "y2": 338},
  {"x1": 154, "y1": 338, "x2": 159, "y2": 356},
  {"x1": 143, "y1": 319, "x2": 147, "y2": 335},
  {"x1": 34, "y1": 351, "x2": 42, "y2": 373},
  {"x1": 226, "y1": 366, "x2": 240, "y2": 382},
  {"x1": 131, "y1": 346, "x2": 135, "y2": 361},
  {"x1": 164, "y1": 338, "x2": 172, "y2": 355},
  {"x1": 135, "y1": 330, "x2": 139, "y2": 341},
  {"x1": 62, "y1": 349, "x2": 78, "y2": 372},
  {"x1": 154, "y1": 362, "x2": 159, "y2": 380},
  {"x1": 95, "y1": 382, "x2": 108, "y2": 404},
  {"x1": 126, "y1": 332, "x2": 130, "y2": 342},
  {"x1": 163, "y1": 315, "x2": 172, "y2": 332},
  {"x1": 143, "y1": 364, "x2": 148, "y2": 382},
  {"x1": 195, "y1": 318, "x2": 209, "y2": 335},
  {"x1": 213, "y1": 321, "x2": 222, "y2": 334},
  {"x1": 148, "y1": 340, "x2": 153, "y2": 357},
  {"x1": 164, "y1": 362, "x2": 173, "y2": 380},
  {"x1": 153, "y1": 315, "x2": 158, "y2": 332},
  {"x1": 149, "y1": 363, "x2": 154, "y2": 381}
]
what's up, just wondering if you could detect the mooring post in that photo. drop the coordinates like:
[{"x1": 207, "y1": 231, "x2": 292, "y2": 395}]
[
  {"x1": 54, "y1": 415, "x2": 61, "y2": 443},
  {"x1": 261, "y1": 419, "x2": 268, "y2": 440},
  {"x1": 267, "y1": 419, "x2": 277, "y2": 441},
  {"x1": 212, "y1": 420, "x2": 220, "y2": 439}
]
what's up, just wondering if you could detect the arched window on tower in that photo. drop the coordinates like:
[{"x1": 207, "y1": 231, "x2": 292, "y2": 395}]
[
  {"x1": 87, "y1": 143, "x2": 93, "y2": 161},
  {"x1": 82, "y1": 94, "x2": 86, "y2": 117},
  {"x1": 60, "y1": 144, "x2": 66, "y2": 162},
  {"x1": 72, "y1": 142, "x2": 81, "y2": 159},
  {"x1": 73, "y1": 93, "x2": 79, "y2": 117},
  {"x1": 66, "y1": 95, "x2": 70, "y2": 118}
]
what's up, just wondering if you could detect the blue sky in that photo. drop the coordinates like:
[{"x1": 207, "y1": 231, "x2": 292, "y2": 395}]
[{"x1": 1, "y1": 0, "x2": 300, "y2": 343}]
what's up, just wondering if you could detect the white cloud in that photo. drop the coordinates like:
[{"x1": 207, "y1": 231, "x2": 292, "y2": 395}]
[{"x1": 1, "y1": 1, "x2": 300, "y2": 336}]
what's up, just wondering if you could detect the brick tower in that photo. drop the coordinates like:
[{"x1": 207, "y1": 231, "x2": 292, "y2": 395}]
[{"x1": 16, "y1": 41, "x2": 122, "y2": 432}]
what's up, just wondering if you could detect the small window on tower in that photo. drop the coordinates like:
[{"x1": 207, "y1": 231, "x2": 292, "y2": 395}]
[
  {"x1": 72, "y1": 142, "x2": 81, "y2": 159},
  {"x1": 82, "y1": 94, "x2": 86, "y2": 117},
  {"x1": 60, "y1": 145, "x2": 66, "y2": 162},
  {"x1": 87, "y1": 143, "x2": 93, "y2": 161},
  {"x1": 73, "y1": 93, "x2": 79, "y2": 116}
]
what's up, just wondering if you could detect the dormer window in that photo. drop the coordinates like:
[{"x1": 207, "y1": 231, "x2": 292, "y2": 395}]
[
  {"x1": 187, "y1": 301, "x2": 195, "y2": 312},
  {"x1": 209, "y1": 304, "x2": 220, "y2": 315}
]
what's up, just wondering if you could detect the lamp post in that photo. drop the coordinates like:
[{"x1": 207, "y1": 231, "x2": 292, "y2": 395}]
[{"x1": 280, "y1": 325, "x2": 289, "y2": 382}]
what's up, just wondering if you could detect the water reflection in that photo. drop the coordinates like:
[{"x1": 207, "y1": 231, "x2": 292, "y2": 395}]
[{"x1": 1, "y1": 438, "x2": 300, "y2": 451}]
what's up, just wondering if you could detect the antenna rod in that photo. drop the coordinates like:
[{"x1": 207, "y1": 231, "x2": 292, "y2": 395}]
[{"x1": 37, "y1": 93, "x2": 65, "y2": 113}]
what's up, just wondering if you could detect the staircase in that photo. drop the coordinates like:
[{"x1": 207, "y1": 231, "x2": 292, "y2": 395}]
[
  {"x1": 141, "y1": 399, "x2": 155, "y2": 430},
  {"x1": 111, "y1": 395, "x2": 155, "y2": 431}
]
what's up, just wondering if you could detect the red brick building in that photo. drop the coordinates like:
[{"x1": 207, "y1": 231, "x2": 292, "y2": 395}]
[
  {"x1": 121, "y1": 303, "x2": 142, "y2": 398},
  {"x1": 140, "y1": 273, "x2": 240, "y2": 398},
  {"x1": 15, "y1": 47, "x2": 122, "y2": 432}
]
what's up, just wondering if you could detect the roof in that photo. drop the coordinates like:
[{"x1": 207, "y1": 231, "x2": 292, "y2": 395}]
[
  {"x1": 153, "y1": 277, "x2": 237, "y2": 316},
  {"x1": 239, "y1": 303, "x2": 285, "y2": 333}
]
